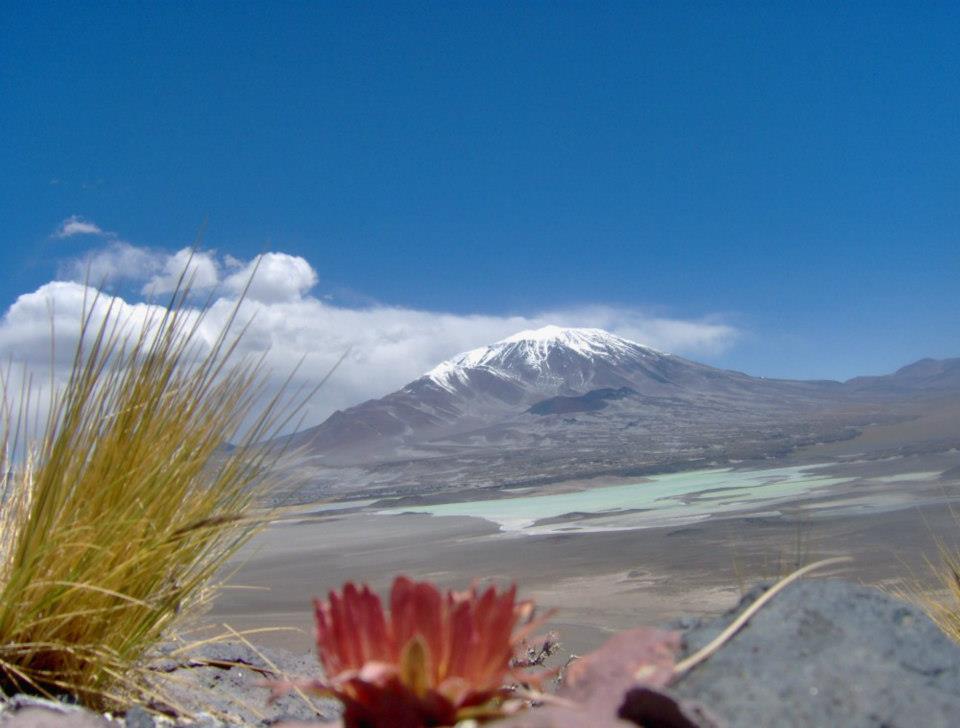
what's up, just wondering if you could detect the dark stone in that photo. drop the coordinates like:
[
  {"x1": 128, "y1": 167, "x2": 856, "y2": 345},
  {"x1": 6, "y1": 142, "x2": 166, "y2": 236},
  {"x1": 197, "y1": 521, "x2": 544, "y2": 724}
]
[{"x1": 671, "y1": 579, "x2": 960, "y2": 728}]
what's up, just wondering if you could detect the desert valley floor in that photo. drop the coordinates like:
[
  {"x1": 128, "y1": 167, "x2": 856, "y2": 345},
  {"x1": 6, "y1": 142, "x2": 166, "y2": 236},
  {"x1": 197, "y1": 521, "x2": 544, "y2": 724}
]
[{"x1": 207, "y1": 393, "x2": 960, "y2": 660}]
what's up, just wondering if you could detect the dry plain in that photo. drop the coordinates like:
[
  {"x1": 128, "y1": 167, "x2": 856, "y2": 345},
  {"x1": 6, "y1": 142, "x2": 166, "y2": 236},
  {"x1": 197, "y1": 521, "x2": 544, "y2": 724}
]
[{"x1": 207, "y1": 395, "x2": 960, "y2": 661}]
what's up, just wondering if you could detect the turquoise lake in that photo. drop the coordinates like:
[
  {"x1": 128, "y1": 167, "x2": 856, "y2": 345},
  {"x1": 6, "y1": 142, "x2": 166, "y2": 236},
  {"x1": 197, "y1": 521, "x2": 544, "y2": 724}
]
[{"x1": 378, "y1": 465, "x2": 859, "y2": 534}]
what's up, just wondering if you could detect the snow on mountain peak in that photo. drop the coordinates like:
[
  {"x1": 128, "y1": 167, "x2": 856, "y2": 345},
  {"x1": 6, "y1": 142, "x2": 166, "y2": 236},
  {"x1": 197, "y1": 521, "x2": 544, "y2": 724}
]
[
  {"x1": 424, "y1": 326, "x2": 659, "y2": 392},
  {"x1": 502, "y1": 324, "x2": 576, "y2": 343},
  {"x1": 500, "y1": 325, "x2": 624, "y2": 347}
]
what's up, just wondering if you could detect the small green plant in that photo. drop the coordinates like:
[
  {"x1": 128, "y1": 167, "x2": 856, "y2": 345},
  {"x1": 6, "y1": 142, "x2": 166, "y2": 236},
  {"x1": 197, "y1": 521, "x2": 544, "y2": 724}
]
[{"x1": 0, "y1": 269, "x2": 299, "y2": 708}]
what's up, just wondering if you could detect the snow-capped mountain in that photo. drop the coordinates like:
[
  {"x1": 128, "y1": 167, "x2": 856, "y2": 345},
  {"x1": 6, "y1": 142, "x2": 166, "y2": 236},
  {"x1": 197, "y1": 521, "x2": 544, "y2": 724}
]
[
  {"x1": 288, "y1": 326, "x2": 838, "y2": 463},
  {"x1": 425, "y1": 326, "x2": 661, "y2": 394},
  {"x1": 277, "y1": 326, "x2": 958, "y2": 500}
]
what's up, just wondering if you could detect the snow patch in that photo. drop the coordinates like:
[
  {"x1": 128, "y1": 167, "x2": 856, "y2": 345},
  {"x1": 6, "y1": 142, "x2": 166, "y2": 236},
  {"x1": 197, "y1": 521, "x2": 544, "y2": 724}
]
[{"x1": 425, "y1": 326, "x2": 661, "y2": 390}]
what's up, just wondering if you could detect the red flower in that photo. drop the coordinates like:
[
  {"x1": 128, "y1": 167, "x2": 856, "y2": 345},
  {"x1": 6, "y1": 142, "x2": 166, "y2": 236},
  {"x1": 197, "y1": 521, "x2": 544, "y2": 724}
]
[{"x1": 286, "y1": 577, "x2": 547, "y2": 727}]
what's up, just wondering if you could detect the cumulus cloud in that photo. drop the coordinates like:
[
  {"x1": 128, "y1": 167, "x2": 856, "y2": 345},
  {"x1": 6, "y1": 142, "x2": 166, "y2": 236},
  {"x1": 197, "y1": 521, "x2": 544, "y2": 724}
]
[
  {"x1": 59, "y1": 241, "x2": 221, "y2": 295},
  {"x1": 0, "y1": 266, "x2": 740, "y2": 433},
  {"x1": 0, "y1": 281, "x2": 167, "y2": 368},
  {"x1": 142, "y1": 248, "x2": 219, "y2": 295},
  {"x1": 53, "y1": 216, "x2": 104, "y2": 238},
  {"x1": 59, "y1": 242, "x2": 311, "y2": 303},
  {"x1": 59, "y1": 240, "x2": 161, "y2": 285},
  {"x1": 222, "y1": 252, "x2": 317, "y2": 303}
]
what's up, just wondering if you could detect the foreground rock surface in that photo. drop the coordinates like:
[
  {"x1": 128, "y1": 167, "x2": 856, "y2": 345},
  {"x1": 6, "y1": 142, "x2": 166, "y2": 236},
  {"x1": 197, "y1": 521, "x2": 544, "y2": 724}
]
[
  {"x1": 148, "y1": 640, "x2": 337, "y2": 725},
  {"x1": 671, "y1": 578, "x2": 960, "y2": 727},
  {"x1": 0, "y1": 642, "x2": 338, "y2": 727},
  {"x1": 4, "y1": 580, "x2": 960, "y2": 726}
]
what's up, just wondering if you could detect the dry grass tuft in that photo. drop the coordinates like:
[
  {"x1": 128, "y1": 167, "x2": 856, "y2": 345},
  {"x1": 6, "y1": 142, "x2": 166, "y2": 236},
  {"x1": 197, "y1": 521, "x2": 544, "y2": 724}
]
[
  {"x1": 0, "y1": 269, "x2": 302, "y2": 709},
  {"x1": 919, "y1": 543, "x2": 960, "y2": 643}
]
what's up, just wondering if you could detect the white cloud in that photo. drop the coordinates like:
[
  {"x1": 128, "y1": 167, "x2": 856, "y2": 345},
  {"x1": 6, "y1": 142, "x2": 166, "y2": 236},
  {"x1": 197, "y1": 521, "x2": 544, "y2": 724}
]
[
  {"x1": 141, "y1": 248, "x2": 219, "y2": 296},
  {"x1": 60, "y1": 243, "x2": 316, "y2": 303},
  {"x1": 222, "y1": 252, "x2": 317, "y2": 303},
  {"x1": 0, "y1": 281, "x2": 166, "y2": 367},
  {"x1": 60, "y1": 242, "x2": 221, "y2": 295},
  {"x1": 0, "y1": 272, "x2": 740, "y2": 433},
  {"x1": 59, "y1": 240, "x2": 161, "y2": 285},
  {"x1": 54, "y1": 215, "x2": 104, "y2": 238},
  {"x1": 223, "y1": 254, "x2": 244, "y2": 270},
  {"x1": 539, "y1": 305, "x2": 738, "y2": 358}
]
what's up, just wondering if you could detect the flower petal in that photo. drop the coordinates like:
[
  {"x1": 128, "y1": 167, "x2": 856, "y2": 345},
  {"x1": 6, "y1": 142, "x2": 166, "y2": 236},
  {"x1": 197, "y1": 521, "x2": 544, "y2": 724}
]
[{"x1": 398, "y1": 635, "x2": 432, "y2": 697}]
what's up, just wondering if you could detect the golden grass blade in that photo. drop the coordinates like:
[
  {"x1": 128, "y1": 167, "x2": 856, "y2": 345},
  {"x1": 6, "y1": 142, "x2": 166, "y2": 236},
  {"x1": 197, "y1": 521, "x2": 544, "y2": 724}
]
[{"x1": 166, "y1": 627, "x2": 304, "y2": 658}]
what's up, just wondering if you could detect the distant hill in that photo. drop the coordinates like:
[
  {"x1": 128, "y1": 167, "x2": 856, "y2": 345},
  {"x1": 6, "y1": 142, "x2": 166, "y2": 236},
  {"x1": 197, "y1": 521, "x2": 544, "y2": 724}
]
[{"x1": 846, "y1": 357, "x2": 960, "y2": 392}]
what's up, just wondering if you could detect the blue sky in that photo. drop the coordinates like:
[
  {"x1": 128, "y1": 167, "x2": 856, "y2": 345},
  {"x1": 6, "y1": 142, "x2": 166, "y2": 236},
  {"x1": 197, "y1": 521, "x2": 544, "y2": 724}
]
[{"x1": 1, "y1": 1, "x2": 958, "y2": 392}]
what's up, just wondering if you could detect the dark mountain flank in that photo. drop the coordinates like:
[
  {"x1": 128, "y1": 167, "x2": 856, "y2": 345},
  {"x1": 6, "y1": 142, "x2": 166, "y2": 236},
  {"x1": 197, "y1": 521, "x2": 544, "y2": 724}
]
[{"x1": 528, "y1": 387, "x2": 638, "y2": 415}]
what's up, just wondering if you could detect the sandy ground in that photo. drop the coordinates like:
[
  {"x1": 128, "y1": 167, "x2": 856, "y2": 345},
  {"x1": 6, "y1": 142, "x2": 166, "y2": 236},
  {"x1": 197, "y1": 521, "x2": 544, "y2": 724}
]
[{"x1": 205, "y1": 395, "x2": 960, "y2": 662}]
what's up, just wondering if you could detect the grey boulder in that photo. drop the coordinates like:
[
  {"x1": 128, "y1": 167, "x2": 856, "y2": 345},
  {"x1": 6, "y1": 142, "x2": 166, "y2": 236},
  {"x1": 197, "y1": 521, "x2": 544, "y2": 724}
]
[{"x1": 672, "y1": 579, "x2": 960, "y2": 728}]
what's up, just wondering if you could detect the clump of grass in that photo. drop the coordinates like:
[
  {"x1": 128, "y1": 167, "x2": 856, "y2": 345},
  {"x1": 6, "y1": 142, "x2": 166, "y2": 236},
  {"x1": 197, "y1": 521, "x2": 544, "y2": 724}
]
[
  {"x1": 921, "y1": 545, "x2": 960, "y2": 642},
  {"x1": 0, "y1": 271, "x2": 299, "y2": 709}
]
